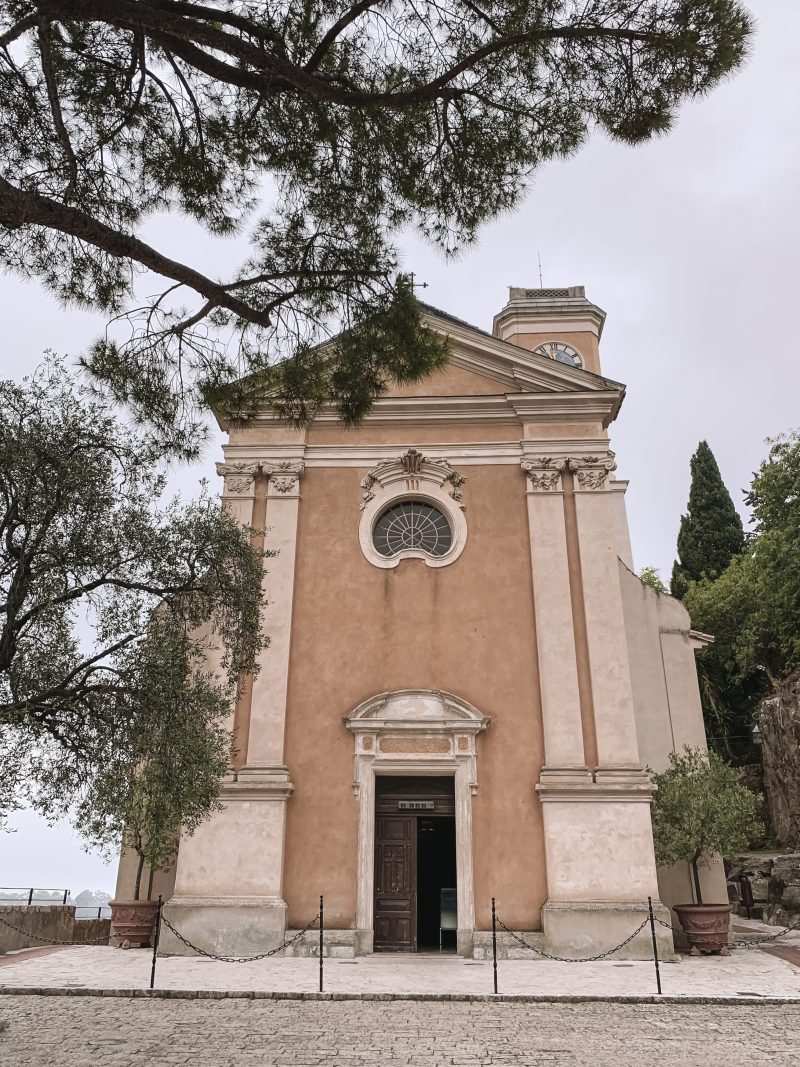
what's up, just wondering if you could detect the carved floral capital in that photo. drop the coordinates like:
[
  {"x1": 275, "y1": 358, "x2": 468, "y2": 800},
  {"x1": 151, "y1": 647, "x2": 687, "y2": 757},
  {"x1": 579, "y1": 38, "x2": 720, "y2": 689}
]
[
  {"x1": 521, "y1": 457, "x2": 566, "y2": 492},
  {"x1": 568, "y1": 453, "x2": 617, "y2": 491},
  {"x1": 263, "y1": 460, "x2": 305, "y2": 496},
  {"x1": 216, "y1": 462, "x2": 259, "y2": 496}
]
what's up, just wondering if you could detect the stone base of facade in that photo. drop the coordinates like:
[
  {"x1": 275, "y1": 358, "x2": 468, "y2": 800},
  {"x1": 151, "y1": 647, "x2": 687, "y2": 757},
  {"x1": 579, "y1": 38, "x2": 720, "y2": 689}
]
[
  {"x1": 542, "y1": 900, "x2": 676, "y2": 961},
  {"x1": 283, "y1": 929, "x2": 356, "y2": 958},
  {"x1": 472, "y1": 929, "x2": 545, "y2": 960},
  {"x1": 159, "y1": 897, "x2": 287, "y2": 958}
]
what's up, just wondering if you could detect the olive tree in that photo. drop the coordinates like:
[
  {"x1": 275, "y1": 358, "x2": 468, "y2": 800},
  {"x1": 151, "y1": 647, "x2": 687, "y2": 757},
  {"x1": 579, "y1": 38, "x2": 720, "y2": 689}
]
[
  {"x1": 651, "y1": 747, "x2": 761, "y2": 904},
  {"x1": 0, "y1": 360, "x2": 267, "y2": 825}
]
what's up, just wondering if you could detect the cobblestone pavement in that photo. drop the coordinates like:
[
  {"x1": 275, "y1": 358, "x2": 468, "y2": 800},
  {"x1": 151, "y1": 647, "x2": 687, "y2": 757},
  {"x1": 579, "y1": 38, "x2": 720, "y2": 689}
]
[{"x1": 2, "y1": 995, "x2": 799, "y2": 1066}]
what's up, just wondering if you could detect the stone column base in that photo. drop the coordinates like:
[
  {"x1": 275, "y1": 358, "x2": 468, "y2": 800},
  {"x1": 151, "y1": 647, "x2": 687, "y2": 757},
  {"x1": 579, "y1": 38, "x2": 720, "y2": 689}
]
[
  {"x1": 354, "y1": 928, "x2": 374, "y2": 955},
  {"x1": 542, "y1": 900, "x2": 676, "y2": 961},
  {"x1": 159, "y1": 897, "x2": 287, "y2": 958}
]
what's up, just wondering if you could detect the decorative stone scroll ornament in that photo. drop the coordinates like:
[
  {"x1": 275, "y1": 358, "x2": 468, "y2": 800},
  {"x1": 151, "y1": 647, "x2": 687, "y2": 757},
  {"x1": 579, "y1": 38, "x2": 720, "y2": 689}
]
[
  {"x1": 568, "y1": 453, "x2": 617, "y2": 491},
  {"x1": 360, "y1": 449, "x2": 466, "y2": 511},
  {"x1": 358, "y1": 449, "x2": 468, "y2": 569},
  {"x1": 521, "y1": 457, "x2": 566, "y2": 492}
]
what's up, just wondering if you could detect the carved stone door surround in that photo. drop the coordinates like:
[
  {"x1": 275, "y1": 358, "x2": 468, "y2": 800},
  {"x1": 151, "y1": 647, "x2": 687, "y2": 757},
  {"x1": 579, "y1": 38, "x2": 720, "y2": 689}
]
[{"x1": 344, "y1": 689, "x2": 489, "y2": 956}]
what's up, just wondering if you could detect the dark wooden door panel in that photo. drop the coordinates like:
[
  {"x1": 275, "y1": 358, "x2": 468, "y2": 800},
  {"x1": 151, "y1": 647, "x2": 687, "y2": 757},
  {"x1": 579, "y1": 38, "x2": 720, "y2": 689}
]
[{"x1": 374, "y1": 815, "x2": 416, "y2": 951}]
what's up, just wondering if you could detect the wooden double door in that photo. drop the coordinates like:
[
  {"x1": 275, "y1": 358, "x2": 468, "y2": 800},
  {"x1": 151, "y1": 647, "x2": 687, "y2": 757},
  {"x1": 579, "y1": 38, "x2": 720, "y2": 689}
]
[{"x1": 373, "y1": 777, "x2": 456, "y2": 952}]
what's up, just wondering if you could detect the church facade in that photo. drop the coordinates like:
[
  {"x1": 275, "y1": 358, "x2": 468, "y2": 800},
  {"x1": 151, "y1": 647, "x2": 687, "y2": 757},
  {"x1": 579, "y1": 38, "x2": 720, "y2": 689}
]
[{"x1": 118, "y1": 285, "x2": 726, "y2": 959}]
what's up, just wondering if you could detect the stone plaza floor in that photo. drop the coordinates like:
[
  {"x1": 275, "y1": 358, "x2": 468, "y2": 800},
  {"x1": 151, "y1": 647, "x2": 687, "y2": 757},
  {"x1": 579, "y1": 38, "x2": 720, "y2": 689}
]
[{"x1": 0, "y1": 919, "x2": 798, "y2": 1000}]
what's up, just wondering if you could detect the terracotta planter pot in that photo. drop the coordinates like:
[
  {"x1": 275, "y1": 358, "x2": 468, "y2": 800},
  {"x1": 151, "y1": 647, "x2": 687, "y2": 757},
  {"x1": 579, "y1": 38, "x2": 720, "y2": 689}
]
[
  {"x1": 673, "y1": 903, "x2": 732, "y2": 956},
  {"x1": 109, "y1": 899, "x2": 159, "y2": 949}
]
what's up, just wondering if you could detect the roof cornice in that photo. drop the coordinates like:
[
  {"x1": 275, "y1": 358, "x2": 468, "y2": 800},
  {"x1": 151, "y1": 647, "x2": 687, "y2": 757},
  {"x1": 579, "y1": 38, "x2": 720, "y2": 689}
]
[{"x1": 420, "y1": 307, "x2": 622, "y2": 394}]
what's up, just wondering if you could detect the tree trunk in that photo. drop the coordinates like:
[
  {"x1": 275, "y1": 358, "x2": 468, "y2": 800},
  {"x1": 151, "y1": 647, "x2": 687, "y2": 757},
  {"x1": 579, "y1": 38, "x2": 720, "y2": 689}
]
[
  {"x1": 691, "y1": 854, "x2": 703, "y2": 905},
  {"x1": 146, "y1": 866, "x2": 155, "y2": 901},
  {"x1": 133, "y1": 853, "x2": 145, "y2": 902}
]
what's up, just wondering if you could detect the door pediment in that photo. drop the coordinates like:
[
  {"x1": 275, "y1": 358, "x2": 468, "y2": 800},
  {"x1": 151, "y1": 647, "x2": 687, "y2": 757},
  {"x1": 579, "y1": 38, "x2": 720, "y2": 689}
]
[
  {"x1": 345, "y1": 689, "x2": 489, "y2": 728},
  {"x1": 345, "y1": 690, "x2": 489, "y2": 798}
]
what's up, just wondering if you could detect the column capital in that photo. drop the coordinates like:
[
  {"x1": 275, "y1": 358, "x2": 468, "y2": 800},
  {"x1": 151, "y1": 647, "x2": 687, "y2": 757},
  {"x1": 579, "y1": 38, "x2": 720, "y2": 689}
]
[
  {"x1": 567, "y1": 453, "x2": 617, "y2": 492},
  {"x1": 263, "y1": 460, "x2": 305, "y2": 498},
  {"x1": 216, "y1": 461, "x2": 259, "y2": 497},
  {"x1": 520, "y1": 456, "x2": 567, "y2": 493}
]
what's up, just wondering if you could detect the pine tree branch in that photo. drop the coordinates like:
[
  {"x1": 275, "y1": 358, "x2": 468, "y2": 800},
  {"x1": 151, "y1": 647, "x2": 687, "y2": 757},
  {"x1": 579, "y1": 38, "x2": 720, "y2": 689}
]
[
  {"x1": 304, "y1": 0, "x2": 385, "y2": 73},
  {"x1": 0, "y1": 175, "x2": 273, "y2": 327},
  {"x1": 0, "y1": 13, "x2": 37, "y2": 48},
  {"x1": 37, "y1": 0, "x2": 672, "y2": 109},
  {"x1": 37, "y1": 15, "x2": 79, "y2": 197}
]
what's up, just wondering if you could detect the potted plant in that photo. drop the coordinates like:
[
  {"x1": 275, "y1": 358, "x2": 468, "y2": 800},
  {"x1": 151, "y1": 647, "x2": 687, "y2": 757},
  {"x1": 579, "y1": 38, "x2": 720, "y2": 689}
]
[
  {"x1": 651, "y1": 746, "x2": 762, "y2": 955},
  {"x1": 74, "y1": 621, "x2": 233, "y2": 948}
]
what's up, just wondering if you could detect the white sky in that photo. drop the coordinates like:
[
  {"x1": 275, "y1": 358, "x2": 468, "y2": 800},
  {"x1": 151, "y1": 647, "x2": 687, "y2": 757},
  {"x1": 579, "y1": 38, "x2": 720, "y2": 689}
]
[{"x1": 2, "y1": 0, "x2": 798, "y2": 894}]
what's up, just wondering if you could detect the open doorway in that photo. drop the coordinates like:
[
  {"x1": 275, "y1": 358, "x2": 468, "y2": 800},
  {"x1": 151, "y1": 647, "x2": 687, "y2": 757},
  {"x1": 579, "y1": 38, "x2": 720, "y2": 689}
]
[
  {"x1": 373, "y1": 776, "x2": 457, "y2": 952},
  {"x1": 416, "y1": 816, "x2": 456, "y2": 951}
]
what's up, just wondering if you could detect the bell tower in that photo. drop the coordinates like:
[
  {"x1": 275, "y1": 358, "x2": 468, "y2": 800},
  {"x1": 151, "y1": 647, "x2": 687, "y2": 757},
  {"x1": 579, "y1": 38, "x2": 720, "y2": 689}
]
[{"x1": 492, "y1": 285, "x2": 606, "y2": 375}]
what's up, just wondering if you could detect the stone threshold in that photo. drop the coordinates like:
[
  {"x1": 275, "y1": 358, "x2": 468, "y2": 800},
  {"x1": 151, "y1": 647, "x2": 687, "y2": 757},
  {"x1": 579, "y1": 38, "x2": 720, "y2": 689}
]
[{"x1": 1, "y1": 987, "x2": 798, "y2": 1005}]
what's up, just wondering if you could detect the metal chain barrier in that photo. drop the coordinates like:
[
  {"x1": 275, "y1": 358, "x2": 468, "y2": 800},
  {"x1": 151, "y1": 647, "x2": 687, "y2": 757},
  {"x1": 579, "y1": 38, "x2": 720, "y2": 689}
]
[
  {"x1": 731, "y1": 917, "x2": 800, "y2": 948},
  {"x1": 0, "y1": 914, "x2": 110, "y2": 946},
  {"x1": 652, "y1": 912, "x2": 800, "y2": 948},
  {"x1": 158, "y1": 911, "x2": 320, "y2": 963},
  {"x1": 652, "y1": 913, "x2": 800, "y2": 947},
  {"x1": 494, "y1": 913, "x2": 650, "y2": 963}
]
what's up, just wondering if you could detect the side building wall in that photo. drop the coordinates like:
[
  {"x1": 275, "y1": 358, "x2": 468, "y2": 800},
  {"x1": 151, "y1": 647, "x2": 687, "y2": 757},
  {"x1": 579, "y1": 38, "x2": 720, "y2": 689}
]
[{"x1": 618, "y1": 561, "x2": 728, "y2": 913}]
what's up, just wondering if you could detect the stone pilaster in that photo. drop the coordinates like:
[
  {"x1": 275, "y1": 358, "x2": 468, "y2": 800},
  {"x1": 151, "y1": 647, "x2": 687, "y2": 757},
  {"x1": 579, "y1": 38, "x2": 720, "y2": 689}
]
[
  {"x1": 243, "y1": 460, "x2": 304, "y2": 772},
  {"x1": 568, "y1": 454, "x2": 641, "y2": 772},
  {"x1": 520, "y1": 457, "x2": 588, "y2": 776},
  {"x1": 529, "y1": 452, "x2": 672, "y2": 960},
  {"x1": 161, "y1": 458, "x2": 304, "y2": 957}
]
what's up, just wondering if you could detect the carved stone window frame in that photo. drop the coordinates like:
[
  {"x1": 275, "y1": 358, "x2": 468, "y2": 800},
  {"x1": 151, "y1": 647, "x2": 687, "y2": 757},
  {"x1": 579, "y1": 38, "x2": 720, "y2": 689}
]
[{"x1": 358, "y1": 449, "x2": 468, "y2": 569}]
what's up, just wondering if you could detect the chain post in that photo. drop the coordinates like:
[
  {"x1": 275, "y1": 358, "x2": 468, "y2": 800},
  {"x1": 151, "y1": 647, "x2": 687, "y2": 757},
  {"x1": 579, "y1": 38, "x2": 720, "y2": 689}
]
[
  {"x1": 491, "y1": 897, "x2": 498, "y2": 995},
  {"x1": 319, "y1": 895, "x2": 324, "y2": 993},
  {"x1": 149, "y1": 895, "x2": 163, "y2": 991},
  {"x1": 63, "y1": 889, "x2": 69, "y2": 906},
  {"x1": 647, "y1": 896, "x2": 662, "y2": 995},
  {"x1": 27, "y1": 888, "x2": 33, "y2": 906}
]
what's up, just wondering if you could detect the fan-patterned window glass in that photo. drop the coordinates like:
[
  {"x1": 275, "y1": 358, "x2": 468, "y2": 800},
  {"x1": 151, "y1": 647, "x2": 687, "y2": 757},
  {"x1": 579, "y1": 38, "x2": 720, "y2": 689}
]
[{"x1": 372, "y1": 501, "x2": 453, "y2": 558}]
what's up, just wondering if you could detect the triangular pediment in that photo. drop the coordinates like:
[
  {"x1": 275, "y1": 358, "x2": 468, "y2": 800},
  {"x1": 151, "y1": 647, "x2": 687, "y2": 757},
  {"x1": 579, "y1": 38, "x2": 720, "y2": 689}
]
[{"x1": 410, "y1": 305, "x2": 624, "y2": 398}]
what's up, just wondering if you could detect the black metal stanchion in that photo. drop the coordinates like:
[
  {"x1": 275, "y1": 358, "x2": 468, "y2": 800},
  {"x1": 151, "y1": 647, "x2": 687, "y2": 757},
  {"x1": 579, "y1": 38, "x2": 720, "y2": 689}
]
[
  {"x1": 647, "y1": 896, "x2": 662, "y2": 996},
  {"x1": 149, "y1": 895, "x2": 163, "y2": 991},
  {"x1": 319, "y1": 895, "x2": 324, "y2": 993},
  {"x1": 491, "y1": 897, "x2": 498, "y2": 995}
]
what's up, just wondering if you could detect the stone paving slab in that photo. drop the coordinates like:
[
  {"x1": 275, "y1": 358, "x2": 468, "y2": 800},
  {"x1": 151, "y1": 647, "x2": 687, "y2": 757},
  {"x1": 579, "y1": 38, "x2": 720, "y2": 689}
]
[
  {"x1": 0, "y1": 940, "x2": 799, "y2": 1000},
  {"x1": 2, "y1": 994, "x2": 800, "y2": 1066}
]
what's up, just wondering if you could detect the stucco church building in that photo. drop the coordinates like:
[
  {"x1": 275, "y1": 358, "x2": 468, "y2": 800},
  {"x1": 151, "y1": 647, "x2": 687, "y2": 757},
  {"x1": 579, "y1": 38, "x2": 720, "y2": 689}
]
[{"x1": 118, "y1": 285, "x2": 726, "y2": 959}]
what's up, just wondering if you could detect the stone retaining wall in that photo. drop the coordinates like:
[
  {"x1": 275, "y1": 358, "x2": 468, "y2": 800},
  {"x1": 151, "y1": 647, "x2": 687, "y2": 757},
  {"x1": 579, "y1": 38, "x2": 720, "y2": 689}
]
[
  {"x1": 0, "y1": 905, "x2": 110, "y2": 952},
  {"x1": 727, "y1": 852, "x2": 800, "y2": 926}
]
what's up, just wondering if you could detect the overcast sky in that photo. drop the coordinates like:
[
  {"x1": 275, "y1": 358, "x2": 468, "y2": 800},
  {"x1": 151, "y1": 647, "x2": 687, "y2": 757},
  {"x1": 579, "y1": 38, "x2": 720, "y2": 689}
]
[{"x1": 2, "y1": 0, "x2": 798, "y2": 894}]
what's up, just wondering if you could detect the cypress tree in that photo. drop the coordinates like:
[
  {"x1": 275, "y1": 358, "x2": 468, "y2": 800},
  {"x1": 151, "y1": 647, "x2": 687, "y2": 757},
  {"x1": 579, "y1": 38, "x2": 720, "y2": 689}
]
[{"x1": 671, "y1": 441, "x2": 744, "y2": 599}]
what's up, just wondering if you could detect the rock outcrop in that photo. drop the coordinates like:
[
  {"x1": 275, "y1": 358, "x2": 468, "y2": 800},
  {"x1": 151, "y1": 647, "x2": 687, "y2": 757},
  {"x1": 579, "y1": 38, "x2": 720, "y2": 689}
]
[{"x1": 758, "y1": 676, "x2": 800, "y2": 849}]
